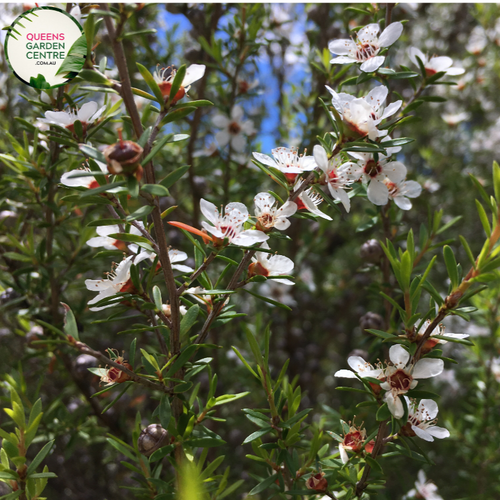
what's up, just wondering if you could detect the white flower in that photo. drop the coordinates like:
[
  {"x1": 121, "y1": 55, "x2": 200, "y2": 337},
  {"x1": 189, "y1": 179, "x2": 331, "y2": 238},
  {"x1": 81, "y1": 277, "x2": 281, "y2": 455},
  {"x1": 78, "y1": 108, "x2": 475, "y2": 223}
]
[
  {"x1": 408, "y1": 47, "x2": 465, "y2": 76},
  {"x1": 87, "y1": 224, "x2": 142, "y2": 251},
  {"x1": 416, "y1": 320, "x2": 469, "y2": 348},
  {"x1": 200, "y1": 199, "x2": 268, "y2": 247},
  {"x1": 164, "y1": 249, "x2": 194, "y2": 274},
  {"x1": 85, "y1": 253, "x2": 149, "y2": 312},
  {"x1": 466, "y1": 26, "x2": 488, "y2": 55},
  {"x1": 212, "y1": 106, "x2": 255, "y2": 153},
  {"x1": 384, "y1": 177, "x2": 422, "y2": 210},
  {"x1": 404, "y1": 470, "x2": 443, "y2": 500},
  {"x1": 329, "y1": 22, "x2": 403, "y2": 73},
  {"x1": 40, "y1": 101, "x2": 105, "y2": 131},
  {"x1": 381, "y1": 345, "x2": 444, "y2": 419},
  {"x1": 69, "y1": 5, "x2": 81, "y2": 23},
  {"x1": 293, "y1": 180, "x2": 333, "y2": 221},
  {"x1": 254, "y1": 192, "x2": 297, "y2": 231},
  {"x1": 326, "y1": 86, "x2": 401, "y2": 140},
  {"x1": 343, "y1": 146, "x2": 407, "y2": 206},
  {"x1": 249, "y1": 245, "x2": 294, "y2": 285},
  {"x1": 162, "y1": 303, "x2": 188, "y2": 317},
  {"x1": 313, "y1": 145, "x2": 357, "y2": 212},
  {"x1": 252, "y1": 147, "x2": 316, "y2": 183},
  {"x1": 153, "y1": 64, "x2": 206, "y2": 101},
  {"x1": 404, "y1": 397, "x2": 450, "y2": 442},
  {"x1": 60, "y1": 160, "x2": 108, "y2": 189},
  {"x1": 334, "y1": 355, "x2": 383, "y2": 380},
  {"x1": 441, "y1": 112, "x2": 470, "y2": 126}
]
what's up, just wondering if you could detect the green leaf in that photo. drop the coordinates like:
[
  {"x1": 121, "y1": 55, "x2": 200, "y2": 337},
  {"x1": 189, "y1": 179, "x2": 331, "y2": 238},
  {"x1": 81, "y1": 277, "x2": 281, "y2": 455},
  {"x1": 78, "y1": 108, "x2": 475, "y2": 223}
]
[
  {"x1": 376, "y1": 403, "x2": 391, "y2": 421},
  {"x1": 443, "y1": 245, "x2": 459, "y2": 289},
  {"x1": 126, "y1": 205, "x2": 155, "y2": 222},
  {"x1": 79, "y1": 181, "x2": 126, "y2": 198},
  {"x1": 142, "y1": 134, "x2": 176, "y2": 165},
  {"x1": 243, "y1": 288, "x2": 292, "y2": 311},
  {"x1": 165, "y1": 345, "x2": 198, "y2": 377},
  {"x1": 152, "y1": 286, "x2": 162, "y2": 310},
  {"x1": 161, "y1": 107, "x2": 197, "y2": 125},
  {"x1": 180, "y1": 305, "x2": 200, "y2": 337},
  {"x1": 136, "y1": 62, "x2": 165, "y2": 106},
  {"x1": 55, "y1": 35, "x2": 87, "y2": 77},
  {"x1": 214, "y1": 392, "x2": 250, "y2": 407},
  {"x1": 159, "y1": 395, "x2": 172, "y2": 429},
  {"x1": 248, "y1": 474, "x2": 277, "y2": 495},
  {"x1": 26, "y1": 440, "x2": 54, "y2": 476},
  {"x1": 61, "y1": 303, "x2": 79, "y2": 341},
  {"x1": 167, "y1": 64, "x2": 186, "y2": 105},
  {"x1": 159, "y1": 165, "x2": 190, "y2": 189},
  {"x1": 243, "y1": 428, "x2": 273, "y2": 444},
  {"x1": 365, "y1": 455, "x2": 383, "y2": 473},
  {"x1": 141, "y1": 184, "x2": 170, "y2": 197}
]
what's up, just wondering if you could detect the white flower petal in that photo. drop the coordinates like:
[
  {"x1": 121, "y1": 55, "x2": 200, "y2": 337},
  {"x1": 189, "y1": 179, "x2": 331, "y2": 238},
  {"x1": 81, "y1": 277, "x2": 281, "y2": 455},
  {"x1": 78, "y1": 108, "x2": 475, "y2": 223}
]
[
  {"x1": 408, "y1": 47, "x2": 427, "y2": 67},
  {"x1": 339, "y1": 444, "x2": 349, "y2": 464},
  {"x1": 412, "y1": 425, "x2": 434, "y2": 442},
  {"x1": 200, "y1": 198, "x2": 219, "y2": 225},
  {"x1": 357, "y1": 24, "x2": 380, "y2": 44},
  {"x1": 231, "y1": 134, "x2": 247, "y2": 153},
  {"x1": 389, "y1": 344, "x2": 410, "y2": 367},
  {"x1": 412, "y1": 358, "x2": 444, "y2": 379},
  {"x1": 183, "y1": 64, "x2": 206, "y2": 86},
  {"x1": 78, "y1": 101, "x2": 98, "y2": 123},
  {"x1": 231, "y1": 105, "x2": 244, "y2": 121},
  {"x1": 383, "y1": 161, "x2": 407, "y2": 183},
  {"x1": 328, "y1": 39, "x2": 356, "y2": 55},
  {"x1": 44, "y1": 110, "x2": 73, "y2": 126},
  {"x1": 378, "y1": 22, "x2": 403, "y2": 47},
  {"x1": 330, "y1": 56, "x2": 359, "y2": 65},
  {"x1": 426, "y1": 426, "x2": 450, "y2": 439},
  {"x1": 313, "y1": 144, "x2": 329, "y2": 171},
  {"x1": 360, "y1": 56, "x2": 385, "y2": 73},
  {"x1": 253, "y1": 152, "x2": 278, "y2": 169},
  {"x1": 367, "y1": 179, "x2": 389, "y2": 206},
  {"x1": 215, "y1": 130, "x2": 230, "y2": 148},
  {"x1": 419, "y1": 399, "x2": 439, "y2": 420},
  {"x1": 232, "y1": 229, "x2": 269, "y2": 246},
  {"x1": 334, "y1": 369, "x2": 357, "y2": 378},
  {"x1": 404, "y1": 180, "x2": 422, "y2": 198},
  {"x1": 212, "y1": 114, "x2": 230, "y2": 128},
  {"x1": 385, "y1": 393, "x2": 404, "y2": 419},
  {"x1": 394, "y1": 195, "x2": 412, "y2": 210}
]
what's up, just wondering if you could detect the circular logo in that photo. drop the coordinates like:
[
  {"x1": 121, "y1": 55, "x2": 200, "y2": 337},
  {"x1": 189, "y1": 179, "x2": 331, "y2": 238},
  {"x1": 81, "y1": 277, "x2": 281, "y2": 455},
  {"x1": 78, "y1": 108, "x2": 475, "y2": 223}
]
[{"x1": 4, "y1": 6, "x2": 86, "y2": 89}]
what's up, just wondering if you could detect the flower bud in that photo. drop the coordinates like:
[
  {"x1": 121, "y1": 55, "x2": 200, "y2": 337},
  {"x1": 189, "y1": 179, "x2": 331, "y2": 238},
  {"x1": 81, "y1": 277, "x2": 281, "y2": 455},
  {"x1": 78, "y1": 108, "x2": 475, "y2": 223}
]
[
  {"x1": 360, "y1": 239, "x2": 383, "y2": 264},
  {"x1": 103, "y1": 131, "x2": 143, "y2": 176},
  {"x1": 359, "y1": 312, "x2": 385, "y2": 332},
  {"x1": 138, "y1": 424, "x2": 169, "y2": 457},
  {"x1": 305, "y1": 472, "x2": 328, "y2": 492}
]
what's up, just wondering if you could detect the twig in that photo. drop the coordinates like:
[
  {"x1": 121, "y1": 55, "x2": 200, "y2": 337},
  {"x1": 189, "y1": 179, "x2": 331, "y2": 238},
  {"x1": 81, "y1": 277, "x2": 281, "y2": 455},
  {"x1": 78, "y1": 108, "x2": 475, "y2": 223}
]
[
  {"x1": 177, "y1": 252, "x2": 217, "y2": 296},
  {"x1": 71, "y1": 339, "x2": 173, "y2": 395}
]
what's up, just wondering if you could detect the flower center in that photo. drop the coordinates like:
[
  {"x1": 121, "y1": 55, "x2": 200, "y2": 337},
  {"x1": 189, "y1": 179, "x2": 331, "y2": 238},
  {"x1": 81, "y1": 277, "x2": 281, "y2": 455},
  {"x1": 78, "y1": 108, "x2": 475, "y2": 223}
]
[
  {"x1": 364, "y1": 159, "x2": 381, "y2": 178},
  {"x1": 355, "y1": 43, "x2": 378, "y2": 61},
  {"x1": 258, "y1": 213, "x2": 275, "y2": 229},
  {"x1": 388, "y1": 369, "x2": 413, "y2": 393},
  {"x1": 219, "y1": 225, "x2": 237, "y2": 240},
  {"x1": 158, "y1": 81, "x2": 186, "y2": 103},
  {"x1": 120, "y1": 279, "x2": 136, "y2": 294},
  {"x1": 344, "y1": 431, "x2": 363, "y2": 450},
  {"x1": 113, "y1": 240, "x2": 128, "y2": 251},
  {"x1": 385, "y1": 181, "x2": 398, "y2": 196},
  {"x1": 248, "y1": 261, "x2": 269, "y2": 277},
  {"x1": 88, "y1": 179, "x2": 100, "y2": 189},
  {"x1": 228, "y1": 121, "x2": 241, "y2": 135},
  {"x1": 425, "y1": 67, "x2": 437, "y2": 77}
]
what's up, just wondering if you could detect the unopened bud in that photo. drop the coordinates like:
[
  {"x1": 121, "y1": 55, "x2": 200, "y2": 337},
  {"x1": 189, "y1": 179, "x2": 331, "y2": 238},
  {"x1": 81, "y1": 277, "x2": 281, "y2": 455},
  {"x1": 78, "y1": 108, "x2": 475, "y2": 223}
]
[
  {"x1": 138, "y1": 424, "x2": 169, "y2": 457},
  {"x1": 360, "y1": 312, "x2": 385, "y2": 332},
  {"x1": 360, "y1": 239, "x2": 383, "y2": 264}
]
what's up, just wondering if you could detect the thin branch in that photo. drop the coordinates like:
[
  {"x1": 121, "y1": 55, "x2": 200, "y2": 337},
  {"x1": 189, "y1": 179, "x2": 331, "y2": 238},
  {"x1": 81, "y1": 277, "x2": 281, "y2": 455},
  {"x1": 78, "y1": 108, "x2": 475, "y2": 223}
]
[
  {"x1": 177, "y1": 252, "x2": 217, "y2": 296},
  {"x1": 71, "y1": 339, "x2": 173, "y2": 395}
]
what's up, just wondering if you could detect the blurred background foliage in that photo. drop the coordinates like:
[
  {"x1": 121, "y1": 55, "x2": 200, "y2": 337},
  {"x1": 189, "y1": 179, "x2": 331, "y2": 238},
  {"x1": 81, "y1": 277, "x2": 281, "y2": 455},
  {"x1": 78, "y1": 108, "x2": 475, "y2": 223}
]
[{"x1": 1, "y1": 2, "x2": 500, "y2": 499}]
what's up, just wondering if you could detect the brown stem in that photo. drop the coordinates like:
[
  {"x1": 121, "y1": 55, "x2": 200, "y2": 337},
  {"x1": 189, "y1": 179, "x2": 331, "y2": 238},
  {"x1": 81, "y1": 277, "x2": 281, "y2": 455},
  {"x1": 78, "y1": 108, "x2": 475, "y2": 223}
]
[
  {"x1": 385, "y1": 3, "x2": 394, "y2": 27},
  {"x1": 177, "y1": 252, "x2": 217, "y2": 296},
  {"x1": 195, "y1": 249, "x2": 256, "y2": 345},
  {"x1": 355, "y1": 420, "x2": 388, "y2": 497}
]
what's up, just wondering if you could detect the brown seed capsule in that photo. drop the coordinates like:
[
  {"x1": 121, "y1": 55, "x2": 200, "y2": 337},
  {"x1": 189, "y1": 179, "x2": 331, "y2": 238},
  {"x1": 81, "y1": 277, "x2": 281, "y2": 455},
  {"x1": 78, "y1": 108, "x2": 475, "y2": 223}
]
[
  {"x1": 359, "y1": 312, "x2": 385, "y2": 332},
  {"x1": 138, "y1": 424, "x2": 169, "y2": 457},
  {"x1": 103, "y1": 130, "x2": 143, "y2": 176},
  {"x1": 360, "y1": 239, "x2": 383, "y2": 264}
]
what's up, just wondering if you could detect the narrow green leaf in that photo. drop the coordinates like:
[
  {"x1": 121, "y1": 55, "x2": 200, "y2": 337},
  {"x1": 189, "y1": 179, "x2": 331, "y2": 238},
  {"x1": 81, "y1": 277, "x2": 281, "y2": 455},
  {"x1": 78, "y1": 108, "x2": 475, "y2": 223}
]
[
  {"x1": 26, "y1": 440, "x2": 54, "y2": 476},
  {"x1": 136, "y1": 62, "x2": 165, "y2": 106}
]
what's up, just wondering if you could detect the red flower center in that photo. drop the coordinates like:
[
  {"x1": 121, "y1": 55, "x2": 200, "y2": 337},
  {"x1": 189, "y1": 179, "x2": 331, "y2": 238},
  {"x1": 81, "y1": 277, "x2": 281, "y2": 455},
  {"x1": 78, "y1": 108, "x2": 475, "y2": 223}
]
[
  {"x1": 355, "y1": 43, "x2": 378, "y2": 61},
  {"x1": 388, "y1": 369, "x2": 413, "y2": 392},
  {"x1": 228, "y1": 121, "x2": 241, "y2": 135},
  {"x1": 364, "y1": 160, "x2": 381, "y2": 178}
]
